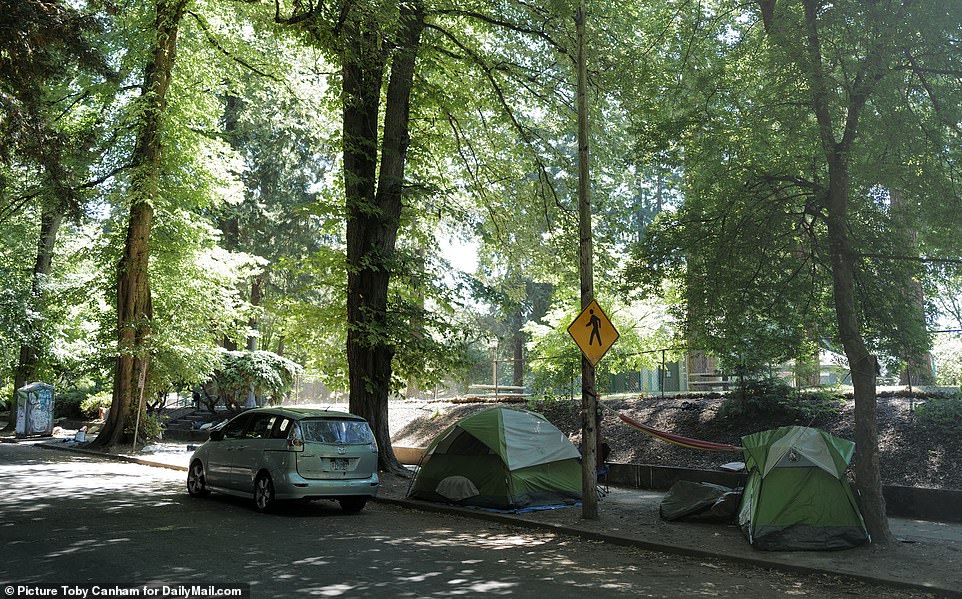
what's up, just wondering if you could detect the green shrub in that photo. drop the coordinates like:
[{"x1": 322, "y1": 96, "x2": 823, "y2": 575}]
[
  {"x1": 718, "y1": 378, "x2": 844, "y2": 422},
  {"x1": 80, "y1": 391, "x2": 112, "y2": 418},
  {"x1": 914, "y1": 396, "x2": 962, "y2": 434},
  {"x1": 788, "y1": 389, "x2": 846, "y2": 421},
  {"x1": 533, "y1": 388, "x2": 566, "y2": 404},
  {"x1": 51, "y1": 381, "x2": 108, "y2": 420},
  {"x1": 719, "y1": 378, "x2": 794, "y2": 419},
  {"x1": 125, "y1": 412, "x2": 167, "y2": 443},
  {"x1": 210, "y1": 349, "x2": 301, "y2": 408},
  {"x1": 54, "y1": 389, "x2": 85, "y2": 419},
  {"x1": 1, "y1": 383, "x2": 11, "y2": 412}
]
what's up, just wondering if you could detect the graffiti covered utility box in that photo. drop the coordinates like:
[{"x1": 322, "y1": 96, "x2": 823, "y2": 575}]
[{"x1": 15, "y1": 382, "x2": 55, "y2": 438}]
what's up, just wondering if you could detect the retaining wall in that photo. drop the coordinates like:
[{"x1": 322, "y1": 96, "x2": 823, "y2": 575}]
[{"x1": 607, "y1": 463, "x2": 962, "y2": 524}]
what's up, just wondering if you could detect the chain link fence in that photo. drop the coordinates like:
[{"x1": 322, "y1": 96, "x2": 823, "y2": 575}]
[{"x1": 286, "y1": 337, "x2": 959, "y2": 404}]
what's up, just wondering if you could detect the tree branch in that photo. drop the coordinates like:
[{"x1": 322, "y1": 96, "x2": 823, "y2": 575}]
[
  {"x1": 859, "y1": 253, "x2": 962, "y2": 265},
  {"x1": 905, "y1": 51, "x2": 962, "y2": 135},
  {"x1": 189, "y1": 11, "x2": 281, "y2": 81},
  {"x1": 425, "y1": 21, "x2": 568, "y2": 216},
  {"x1": 431, "y1": 8, "x2": 567, "y2": 56}
]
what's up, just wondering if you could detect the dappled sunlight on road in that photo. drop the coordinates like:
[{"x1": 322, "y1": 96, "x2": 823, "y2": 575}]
[
  {"x1": 0, "y1": 444, "x2": 946, "y2": 598},
  {"x1": 0, "y1": 452, "x2": 183, "y2": 506},
  {"x1": 406, "y1": 528, "x2": 555, "y2": 550}
]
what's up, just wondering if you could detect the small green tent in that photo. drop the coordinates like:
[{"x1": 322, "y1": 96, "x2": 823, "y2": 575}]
[
  {"x1": 738, "y1": 426, "x2": 869, "y2": 551},
  {"x1": 408, "y1": 407, "x2": 583, "y2": 510}
]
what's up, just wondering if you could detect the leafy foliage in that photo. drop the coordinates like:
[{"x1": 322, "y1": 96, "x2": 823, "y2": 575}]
[
  {"x1": 524, "y1": 296, "x2": 678, "y2": 397},
  {"x1": 932, "y1": 335, "x2": 962, "y2": 387},
  {"x1": 125, "y1": 411, "x2": 166, "y2": 442},
  {"x1": 211, "y1": 349, "x2": 301, "y2": 407},
  {"x1": 80, "y1": 390, "x2": 112, "y2": 418},
  {"x1": 914, "y1": 396, "x2": 962, "y2": 436}
]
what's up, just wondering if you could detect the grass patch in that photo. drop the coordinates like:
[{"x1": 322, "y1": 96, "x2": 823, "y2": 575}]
[{"x1": 914, "y1": 395, "x2": 962, "y2": 435}]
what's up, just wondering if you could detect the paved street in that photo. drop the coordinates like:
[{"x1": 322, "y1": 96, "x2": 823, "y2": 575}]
[{"x1": 0, "y1": 444, "x2": 939, "y2": 598}]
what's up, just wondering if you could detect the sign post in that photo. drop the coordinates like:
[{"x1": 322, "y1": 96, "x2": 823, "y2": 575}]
[{"x1": 573, "y1": 0, "x2": 599, "y2": 520}]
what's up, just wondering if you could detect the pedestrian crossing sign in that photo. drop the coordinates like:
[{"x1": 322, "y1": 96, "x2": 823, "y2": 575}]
[{"x1": 567, "y1": 299, "x2": 619, "y2": 366}]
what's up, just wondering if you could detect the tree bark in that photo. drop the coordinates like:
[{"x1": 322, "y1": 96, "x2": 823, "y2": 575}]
[
  {"x1": 889, "y1": 190, "x2": 934, "y2": 386},
  {"x1": 794, "y1": 325, "x2": 822, "y2": 388},
  {"x1": 825, "y1": 155, "x2": 891, "y2": 544},
  {"x1": 344, "y1": 2, "x2": 424, "y2": 473},
  {"x1": 3, "y1": 207, "x2": 64, "y2": 432},
  {"x1": 219, "y1": 92, "x2": 242, "y2": 351},
  {"x1": 406, "y1": 247, "x2": 425, "y2": 399},
  {"x1": 90, "y1": 0, "x2": 188, "y2": 448},
  {"x1": 575, "y1": 1, "x2": 599, "y2": 520},
  {"x1": 512, "y1": 308, "x2": 524, "y2": 387},
  {"x1": 247, "y1": 271, "x2": 267, "y2": 351}
]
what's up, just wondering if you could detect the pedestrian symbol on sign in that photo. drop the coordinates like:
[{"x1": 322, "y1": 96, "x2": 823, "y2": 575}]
[
  {"x1": 567, "y1": 300, "x2": 619, "y2": 366},
  {"x1": 587, "y1": 310, "x2": 602, "y2": 346}
]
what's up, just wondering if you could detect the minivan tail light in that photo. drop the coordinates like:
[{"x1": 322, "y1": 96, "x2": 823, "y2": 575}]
[{"x1": 287, "y1": 424, "x2": 304, "y2": 451}]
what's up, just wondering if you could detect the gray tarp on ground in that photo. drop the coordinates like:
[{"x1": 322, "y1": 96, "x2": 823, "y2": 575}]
[{"x1": 660, "y1": 481, "x2": 742, "y2": 523}]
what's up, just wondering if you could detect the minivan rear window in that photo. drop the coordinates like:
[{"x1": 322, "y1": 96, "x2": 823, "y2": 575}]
[{"x1": 300, "y1": 419, "x2": 374, "y2": 445}]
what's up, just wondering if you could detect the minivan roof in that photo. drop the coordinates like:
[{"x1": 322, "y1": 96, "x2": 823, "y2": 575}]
[{"x1": 247, "y1": 406, "x2": 365, "y2": 421}]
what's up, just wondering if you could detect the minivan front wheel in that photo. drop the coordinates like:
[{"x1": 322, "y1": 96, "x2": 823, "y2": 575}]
[
  {"x1": 253, "y1": 473, "x2": 276, "y2": 513},
  {"x1": 187, "y1": 461, "x2": 210, "y2": 498},
  {"x1": 338, "y1": 496, "x2": 368, "y2": 513}
]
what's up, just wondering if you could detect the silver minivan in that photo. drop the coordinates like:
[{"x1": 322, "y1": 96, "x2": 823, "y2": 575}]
[{"x1": 186, "y1": 407, "x2": 379, "y2": 512}]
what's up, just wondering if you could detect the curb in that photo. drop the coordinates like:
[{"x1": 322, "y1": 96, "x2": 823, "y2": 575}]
[
  {"x1": 35, "y1": 442, "x2": 959, "y2": 598},
  {"x1": 38, "y1": 442, "x2": 189, "y2": 472}
]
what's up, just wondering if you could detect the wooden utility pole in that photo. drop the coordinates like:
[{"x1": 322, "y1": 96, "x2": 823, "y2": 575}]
[{"x1": 575, "y1": 1, "x2": 598, "y2": 520}]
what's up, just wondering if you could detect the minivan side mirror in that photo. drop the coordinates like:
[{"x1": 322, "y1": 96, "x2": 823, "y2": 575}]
[{"x1": 209, "y1": 430, "x2": 224, "y2": 442}]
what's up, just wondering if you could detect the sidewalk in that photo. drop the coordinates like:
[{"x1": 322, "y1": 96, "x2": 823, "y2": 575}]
[{"x1": 38, "y1": 440, "x2": 962, "y2": 598}]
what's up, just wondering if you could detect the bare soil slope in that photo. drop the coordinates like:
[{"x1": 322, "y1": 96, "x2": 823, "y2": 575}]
[{"x1": 389, "y1": 395, "x2": 961, "y2": 491}]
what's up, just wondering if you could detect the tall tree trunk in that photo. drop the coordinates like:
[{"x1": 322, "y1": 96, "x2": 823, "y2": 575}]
[
  {"x1": 218, "y1": 209, "x2": 238, "y2": 353},
  {"x1": 512, "y1": 308, "x2": 524, "y2": 387},
  {"x1": 825, "y1": 155, "x2": 891, "y2": 544},
  {"x1": 794, "y1": 325, "x2": 822, "y2": 388},
  {"x1": 889, "y1": 190, "x2": 934, "y2": 386},
  {"x1": 801, "y1": 0, "x2": 891, "y2": 543},
  {"x1": 220, "y1": 92, "x2": 242, "y2": 351},
  {"x1": 406, "y1": 249, "x2": 425, "y2": 399},
  {"x1": 344, "y1": 2, "x2": 425, "y2": 473},
  {"x1": 4, "y1": 207, "x2": 64, "y2": 432},
  {"x1": 759, "y1": 0, "x2": 893, "y2": 543},
  {"x1": 90, "y1": 0, "x2": 188, "y2": 448},
  {"x1": 247, "y1": 271, "x2": 266, "y2": 351}
]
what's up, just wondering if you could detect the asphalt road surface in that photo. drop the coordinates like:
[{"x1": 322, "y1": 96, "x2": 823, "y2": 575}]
[{"x1": 0, "y1": 443, "x2": 938, "y2": 599}]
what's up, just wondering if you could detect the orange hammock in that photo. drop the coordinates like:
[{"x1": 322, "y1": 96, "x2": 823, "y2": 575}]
[{"x1": 615, "y1": 411, "x2": 744, "y2": 452}]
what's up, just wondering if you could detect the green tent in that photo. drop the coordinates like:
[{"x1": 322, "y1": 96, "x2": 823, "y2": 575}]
[
  {"x1": 407, "y1": 407, "x2": 583, "y2": 510},
  {"x1": 737, "y1": 426, "x2": 869, "y2": 551}
]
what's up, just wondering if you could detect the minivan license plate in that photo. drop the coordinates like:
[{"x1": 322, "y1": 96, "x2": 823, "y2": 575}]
[{"x1": 331, "y1": 458, "x2": 350, "y2": 471}]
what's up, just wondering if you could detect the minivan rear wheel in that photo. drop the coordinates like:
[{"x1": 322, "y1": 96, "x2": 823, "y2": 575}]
[
  {"x1": 338, "y1": 496, "x2": 368, "y2": 513},
  {"x1": 187, "y1": 461, "x2": 210, "y2": 498},
  {"x1": 253, "y1": 473, "x2": 276, "y2": 513}
]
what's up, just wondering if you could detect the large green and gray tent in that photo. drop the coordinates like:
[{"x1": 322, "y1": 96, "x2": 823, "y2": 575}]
[
  {"x1": 408, "y1": 407, "x2": 582, "y2": 510},
  {"x1": 738, "y1": 426, "x2": 869, "y2": 550}
]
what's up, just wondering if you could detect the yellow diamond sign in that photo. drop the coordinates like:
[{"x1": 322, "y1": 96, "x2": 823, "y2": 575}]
[{"x1": 567, "y1": 299, "x2": 619, "y2": 366}]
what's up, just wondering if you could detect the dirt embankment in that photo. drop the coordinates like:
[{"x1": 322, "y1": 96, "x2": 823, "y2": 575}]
[{"x1": 388, "y1": 395, "x2": 962, "y2": 491}]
